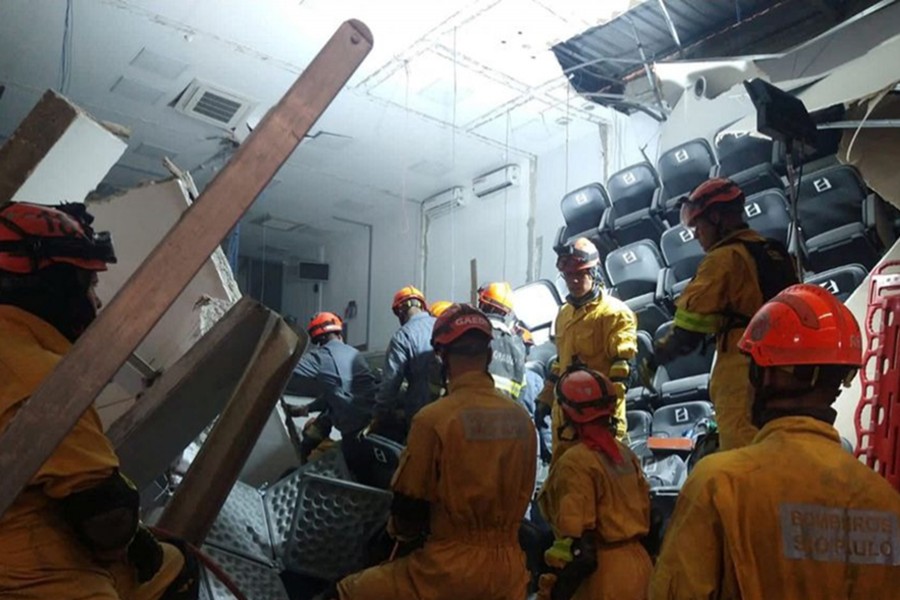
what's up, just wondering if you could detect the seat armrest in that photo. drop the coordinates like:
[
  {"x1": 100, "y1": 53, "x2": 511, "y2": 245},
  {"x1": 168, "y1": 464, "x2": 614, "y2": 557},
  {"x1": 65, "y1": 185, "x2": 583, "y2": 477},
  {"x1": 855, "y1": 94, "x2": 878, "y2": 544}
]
[
  {"x1": 710, "y1": 164, "x2": 722, "y2": 178},
  {"x1": 655, "y1": 268, "x2": 670, "y2": 304},
  {"x1": 650, "y1": 186, "x2": 666, "y2": 216},
  {"x1": 599, "y1": 205, "x2": 616, "y2": 234}
]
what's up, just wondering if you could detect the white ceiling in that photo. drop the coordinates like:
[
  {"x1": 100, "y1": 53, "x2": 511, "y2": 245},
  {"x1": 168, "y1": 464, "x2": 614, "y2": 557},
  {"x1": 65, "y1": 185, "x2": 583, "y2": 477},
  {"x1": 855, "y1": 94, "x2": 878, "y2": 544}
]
[{"x1": 0, "y1": 0, "x2": 641, "y2": 260}]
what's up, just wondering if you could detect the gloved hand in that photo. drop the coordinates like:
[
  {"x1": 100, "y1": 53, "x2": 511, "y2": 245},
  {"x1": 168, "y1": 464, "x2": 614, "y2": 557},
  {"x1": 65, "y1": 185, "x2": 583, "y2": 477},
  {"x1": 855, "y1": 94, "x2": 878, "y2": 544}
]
[
  {"x1": 286, "y1": 403, "x2": 310, "y2": 418},
  {"x1": 639, "y1": 356, "x2": 658, "y2": 391},
  {"x1": 535, "y1": 400, "x2": 552, "y2": 424},
  {"x1": 544, "y1": 538, "x2": 574, "y2": 569},
  {"x1": 536, "y1": 380, "x2": 555, "y2": 409},
  {"x1": 537, "y1": 573, "x2": 558, "y2": 600},
  {"x1": 127, "y1": 526, "x2": 164, "y2": 583}
]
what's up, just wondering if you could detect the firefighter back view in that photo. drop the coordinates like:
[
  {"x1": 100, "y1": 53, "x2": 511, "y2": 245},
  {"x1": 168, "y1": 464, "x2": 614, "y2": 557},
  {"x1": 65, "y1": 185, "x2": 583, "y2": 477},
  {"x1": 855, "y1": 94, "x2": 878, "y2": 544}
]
[
  {"x1": 333, "y1": 304, "x2": 536, "y2": 600},
  {"x1": 649, "y1": 178, "x2": 798, "y2": 450},
  {"x1": 0, "y1": 202, "x2": 198, "y2": 599},
  {"x1": 538, "y1": 366, "x2": 652, "y2": 600},
  {"x1": 651, "y1": 284, "x2": 900, "y2": 600},
  {"x1": 477, "y1": 281, "x2": 527, "y2": 403},
  {"x1": 372, "y1": 286, "x2": 437, "y2": 440},
  {"x1": 538, "y1": 237, "x2": 638, "y2": 464}
]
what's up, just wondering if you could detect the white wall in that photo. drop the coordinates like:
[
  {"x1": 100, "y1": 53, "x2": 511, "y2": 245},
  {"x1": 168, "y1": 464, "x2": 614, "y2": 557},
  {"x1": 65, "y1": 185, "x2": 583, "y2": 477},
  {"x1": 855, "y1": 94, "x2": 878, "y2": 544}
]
[
  {"x1": 369, "y1": 202, "x2": 423, "y2": 351},
  {"x1": 322, "y1": 226, "x2": 370, "y2": 348},
  {"x1": 424, "y1": 160, "x2": 531, "y2": 303}
]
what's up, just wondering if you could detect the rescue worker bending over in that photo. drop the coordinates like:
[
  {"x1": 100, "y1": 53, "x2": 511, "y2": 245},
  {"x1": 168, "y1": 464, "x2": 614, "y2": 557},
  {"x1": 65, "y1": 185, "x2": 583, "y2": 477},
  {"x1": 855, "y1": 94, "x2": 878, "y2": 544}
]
[
  {"x1": 372, "y1": 286, "x2": 437, "y2": 439},
  {"x1": 649, "y1": 178, "x2": 798, "y2": 450},
  {"x1": 538, "y1": 237, "x2": 637, "y2": 463},
  {"x1": 477, "y1": 281, "x2": 527, "y2": 402},
  {"x1": 538, "y1": 366, "x2": 652, "y2": 600},
  {"x1": 651, "y1": 284, "x2": 900, "y2": 600},
  {"x1": 286, "y1": 312, "x2": 376, "y2": 482},
  {"x1": 0, "y1": 202, "x2": 198, "y2": 599},
  {"x1": 333, "y1": 304, "x2": 537, "y2": 600}
]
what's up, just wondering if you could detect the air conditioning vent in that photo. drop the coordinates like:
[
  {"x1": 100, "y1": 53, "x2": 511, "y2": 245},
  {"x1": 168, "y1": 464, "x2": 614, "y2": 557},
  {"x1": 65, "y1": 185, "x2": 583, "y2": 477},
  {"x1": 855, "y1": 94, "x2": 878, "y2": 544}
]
[
  {"x1": 174, "y1": 79, "x2": 255, "y2": 129},
  {"x1": 423, "y1": 187, "x2": 466, "y2": 219}
]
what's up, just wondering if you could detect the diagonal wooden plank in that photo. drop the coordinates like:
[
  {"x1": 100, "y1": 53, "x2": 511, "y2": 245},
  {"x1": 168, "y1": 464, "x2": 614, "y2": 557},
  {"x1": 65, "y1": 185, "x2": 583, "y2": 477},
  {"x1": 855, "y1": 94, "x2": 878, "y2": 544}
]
[
  {"x1": 0, "y1": 20, "x2": 373, "y2": 518},
  {"x1": 156, "y1": 315, "x2": 306, "y2": 545},
  {"x1": 107, "y1": 298, "x2": 271, "y2": 489}
]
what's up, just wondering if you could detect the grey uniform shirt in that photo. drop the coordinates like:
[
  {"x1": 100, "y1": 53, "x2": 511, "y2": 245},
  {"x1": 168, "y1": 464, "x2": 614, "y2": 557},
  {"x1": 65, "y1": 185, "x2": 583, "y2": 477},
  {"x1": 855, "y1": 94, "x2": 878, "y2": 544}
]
[
  {"x1": 289, "y1": 339, "x2": 376, "y2": 434},
  {"x1": 375, "y1": 311, "x2": 437, "y2": 421}
]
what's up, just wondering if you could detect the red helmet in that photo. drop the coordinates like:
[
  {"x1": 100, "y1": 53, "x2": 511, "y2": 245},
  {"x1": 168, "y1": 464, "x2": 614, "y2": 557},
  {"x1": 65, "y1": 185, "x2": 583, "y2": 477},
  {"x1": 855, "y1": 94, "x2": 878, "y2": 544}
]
[
  {"x1": 738, "y1": 284, "x2": 862, "y2": 368},
  {"x1": 680, "y1": 177, "x2": 744, "y2": 228},
  {"x1": 0, "y1": 202, "x2": 116, "y2": 274},
  {"x1": 392, "y1": 285, "x2": 427, "y2": 315},
  {"x1": 431, "y1": 303, "x2": 493, "y2": 350},
  {"x1": 556, "y1": 366, "x2": 618, "y2": 424},
  {"x1": 429, "y1": 300, "x2": 453, "y2": 317},
  {"x1": 555, "y1": 237, "x2": 599, "y2": 274},
  {"x1": 477, "y1": 282, "x2": 514, "y2": 315},
  {"x1": 307, "y1": 311, "x2": 343, "y2": 339}
]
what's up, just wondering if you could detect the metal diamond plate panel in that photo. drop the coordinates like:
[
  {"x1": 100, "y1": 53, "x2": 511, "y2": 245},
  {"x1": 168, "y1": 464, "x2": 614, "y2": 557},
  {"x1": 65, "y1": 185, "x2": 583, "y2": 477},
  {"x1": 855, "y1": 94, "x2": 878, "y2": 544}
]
[
  {"x1": 201, "y1": 545, "x2": 289, "y2": 600},
  {"x1": 206, "y1": 481, "x2": 274, "y2": 565},
  {"x1": 264, "y1": 448, "x2": 351, "y2": 558},
  {"x1": 282, "y1": 473, "x2": 392, "y2": 580}
]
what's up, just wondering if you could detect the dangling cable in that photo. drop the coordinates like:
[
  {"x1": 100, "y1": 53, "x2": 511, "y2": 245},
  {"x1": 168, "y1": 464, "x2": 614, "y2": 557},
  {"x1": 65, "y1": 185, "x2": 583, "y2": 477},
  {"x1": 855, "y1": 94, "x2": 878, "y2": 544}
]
[
  {"x1": 449, "y1": 27, "x2": 459, "y2": 299},
  {"x1": 503, "y1": 109, "x2": 511, "y2": 280},
  {"x1": 565, "y1": 82, "x2": 571, "y2": 192}
]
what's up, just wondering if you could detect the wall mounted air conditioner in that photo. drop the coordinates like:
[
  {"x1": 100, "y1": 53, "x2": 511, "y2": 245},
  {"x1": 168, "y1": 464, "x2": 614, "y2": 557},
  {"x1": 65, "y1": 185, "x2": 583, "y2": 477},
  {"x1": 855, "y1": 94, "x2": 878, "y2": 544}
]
[
  {"x1": 472, "y1": 164, "x2": 520, "y2": 198},
  {"x1": 423, "y1": 186, "x2": 466, "y2": 218}
]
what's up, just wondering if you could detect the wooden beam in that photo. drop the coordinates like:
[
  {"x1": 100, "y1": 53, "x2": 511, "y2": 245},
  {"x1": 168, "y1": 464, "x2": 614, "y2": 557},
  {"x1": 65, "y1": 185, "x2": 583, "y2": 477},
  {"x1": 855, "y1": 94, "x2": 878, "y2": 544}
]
[
  {"x1": 0, "y1": 20, "x2": 373, "y2": 518},
  {"x1": 107, "y1": 298, "x2": 271, "y2": 489},
  {"x1": 155, "y1": 315, "x2": 306, "y2": 544},
  {"x1": 470, "y1": 258, "x2": 478, "y2": 305}
]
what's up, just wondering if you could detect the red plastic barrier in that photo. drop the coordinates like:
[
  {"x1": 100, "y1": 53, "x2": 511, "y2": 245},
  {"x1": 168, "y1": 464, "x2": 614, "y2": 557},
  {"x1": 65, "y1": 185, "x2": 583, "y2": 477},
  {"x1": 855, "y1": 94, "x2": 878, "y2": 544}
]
[{"x1": 854, "y1": 261, "x2": 900, "y2": 491}]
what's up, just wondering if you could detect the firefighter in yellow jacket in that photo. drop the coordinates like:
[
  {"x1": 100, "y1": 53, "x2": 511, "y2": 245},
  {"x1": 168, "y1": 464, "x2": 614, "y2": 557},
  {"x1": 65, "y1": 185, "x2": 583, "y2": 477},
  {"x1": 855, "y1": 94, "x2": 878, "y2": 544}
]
[
  {"x1": 0, "y1": 202, "x2": 198, "y2": 599},
  {"x1": 651, "y1": 284, "x2": 900, "y2": 600},
  {"x1": 538, "y1": 366, "x2": 651, "y2": 600},
  {"x1": 538, "y1": 237, "x2": 637, "y2": 463},
  {"x1": 333, "y1": 304, "x2": 536, "y2": 600},
  {"x1": 649, "y1": 178, "x2": 797, "y2": 450}
]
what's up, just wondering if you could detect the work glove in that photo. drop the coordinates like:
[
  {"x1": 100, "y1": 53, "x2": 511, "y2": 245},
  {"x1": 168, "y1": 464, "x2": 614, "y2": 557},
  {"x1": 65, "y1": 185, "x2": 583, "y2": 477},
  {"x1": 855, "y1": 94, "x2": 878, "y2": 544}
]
[
  {"x1": 285, "y1": 403, "x2": 310, "y2": 418},
  {"x1": 639, "y1": 356, "x2": 658, "y2": 391},
  {"x1": 544, "y1": 537, "x2": 574, "y2": 570},
  {"x1": 127, "y1": 525, "x2": 164, "y2": 583},
  {"x1": 537, "y1": 573, "x2": 558, "y2": 600}
]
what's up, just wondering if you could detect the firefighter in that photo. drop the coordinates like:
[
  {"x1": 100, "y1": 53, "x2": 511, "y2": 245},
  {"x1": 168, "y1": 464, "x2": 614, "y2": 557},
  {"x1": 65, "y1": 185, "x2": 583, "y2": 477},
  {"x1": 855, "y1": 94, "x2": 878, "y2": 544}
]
[
  {"x1": 332, "y1": 304, "x2": 536, "y2": 599},
  {"x1": 651, "y1": 284, "x2": 900, "y2": 599},
  {"x1": 538, "y1": 237, "x2": 637, "y2": 463},
  {"x1": 648, "y1": 178, "x2": 798, "y2": 450},
  {"x1": 429, "y1": 300, "x2": 453, "y2": 318},
  {"x1": 538, "y1": 366, "x2": 651, "y2": 600},
  {"x1": 0, "y1": 202, "x2": 198, "y2": 599},
  {"x1": 477, "y1": 281, "x2": 527, "y2": 403},
  {"x1": 286, "y1": 312, "x2": 376, "y2": 480},
  {"x1": 372, "y1": 286, "x2": 437, "y2": 440}
]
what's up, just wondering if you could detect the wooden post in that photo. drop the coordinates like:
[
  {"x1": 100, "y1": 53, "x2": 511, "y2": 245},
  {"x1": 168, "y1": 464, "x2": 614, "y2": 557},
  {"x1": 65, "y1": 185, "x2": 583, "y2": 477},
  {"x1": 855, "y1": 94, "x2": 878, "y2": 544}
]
[
  {"x1": 155, "y1": 314, "x2": 306, "y2": 544},
  {"x1": 0, "y1": 20, "x2": 372, "y2": 518},
  {"x1": 107, "y1": 298, "x2": 271, "y2": 489},
  {"x1": 470, "y1": 258, "x2": 479, "y2": 305}
]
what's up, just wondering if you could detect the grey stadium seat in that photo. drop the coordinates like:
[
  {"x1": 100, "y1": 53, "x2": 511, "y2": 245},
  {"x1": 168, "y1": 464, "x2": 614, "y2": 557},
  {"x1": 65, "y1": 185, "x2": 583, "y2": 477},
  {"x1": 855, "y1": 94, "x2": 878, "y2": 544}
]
[
  {"x1": 655, "y1": 138, "x2": 717, "y2": 225},
  {"x1": 602, "y1": 162, "x2": 667, "y2": 247},
  {"x1": 559, "y1": 183, "x2": 616, "y2": 257},
  {"x1": 743, "y1": 188, "x2": 792, "y2": 246},
  {"x1": 659, "y1": 225, "x2": 704, "y2": 299},
  {"x1": 652, "y1": 321, "x2": 713, "y2": 408},
  {"x1": 804, "y1": 263, "x2": 867, "y2": 302},
  {"x1": 605, "y1": 240, "x2": 671, "y2": 335},
  {"x1": 651, "y1": 401, "x2": 715, "y2": 440}
]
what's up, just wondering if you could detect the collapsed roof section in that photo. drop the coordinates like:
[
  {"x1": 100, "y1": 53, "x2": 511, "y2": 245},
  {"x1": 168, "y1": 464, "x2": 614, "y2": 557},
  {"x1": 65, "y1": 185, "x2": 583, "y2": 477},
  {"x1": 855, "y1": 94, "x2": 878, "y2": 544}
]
[{"x1": 553, "y1": 0, "x2": 892, "y2": 118}]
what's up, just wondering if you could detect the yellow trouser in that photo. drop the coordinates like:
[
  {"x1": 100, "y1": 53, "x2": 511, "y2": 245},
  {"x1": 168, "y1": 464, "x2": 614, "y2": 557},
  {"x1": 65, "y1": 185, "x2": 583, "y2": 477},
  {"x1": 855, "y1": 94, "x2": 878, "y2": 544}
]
[
  {"x1": 0, "y1": 529, "x2": 184, "y2": 600},
  {"x1": 710, "y1": 350, "x2": 758, "y2": 451},
  {"x1": 338, "y1": 537, "x2": 528, "y2": 600},
  {"x1": 575, "y1": 541, "x2": 652, "y2": 600}
]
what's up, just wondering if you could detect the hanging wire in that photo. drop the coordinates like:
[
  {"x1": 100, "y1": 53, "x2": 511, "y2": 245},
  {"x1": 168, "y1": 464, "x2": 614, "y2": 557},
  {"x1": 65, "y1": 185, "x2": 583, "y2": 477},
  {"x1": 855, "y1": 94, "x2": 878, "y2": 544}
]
[
  {"x1": 60, "y1": 0, "x2": 75, "y2": 93},
  {"x1": 449, "y1": 26, "x2": 458, "y2": 299},
  {"x1": 502, "y1": 109, "x2": 511, "y2": 280},
  {"x1": 400, "y1": 60, "x2": 411, "y2": 235},
  {"x1": 565, "y1": 81, "x2": 571, "y2": 192}
]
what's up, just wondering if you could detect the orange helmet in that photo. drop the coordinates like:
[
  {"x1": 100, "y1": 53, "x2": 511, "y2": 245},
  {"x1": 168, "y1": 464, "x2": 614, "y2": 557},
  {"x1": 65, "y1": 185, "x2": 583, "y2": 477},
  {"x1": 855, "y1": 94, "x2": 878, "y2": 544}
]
[
  {"x1": 555, "y1": 237, "x2": 599, "y2": 274},
  {"x1": 680, "y1": 177, "x2": 744, "y2": 228},
  {"x1": 519, "y1": 326, "x2": 534, "y2": 347},
  {"x1": 0, "y1": 202, "x2": 116, "y2": 274},
  {"x1": 477, "y1": 282, "x2": 514, "y2": 315},
  {"x1": 307, "y1": 311, "x2": 343, "y2": 340},
  {"x1": 429, "y1": 300, "x2": 453, "y2": 318},
  {"x1": 392, "y1": 285, "x2": 427, "y2": 315},
  {"x1": 431, "y1": 303, "x2": 493, "y2": 350},
  {"x1": 739, "y1": 284, "x2": 862, "y2": 368},
  {"x1": 556, "y1": 366, "x2": 618, "y2": 424}
]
